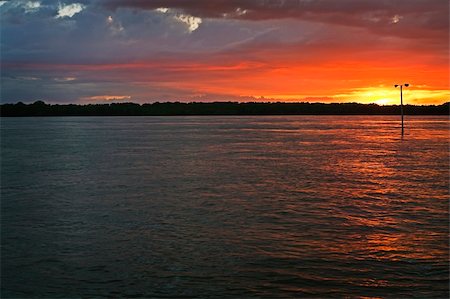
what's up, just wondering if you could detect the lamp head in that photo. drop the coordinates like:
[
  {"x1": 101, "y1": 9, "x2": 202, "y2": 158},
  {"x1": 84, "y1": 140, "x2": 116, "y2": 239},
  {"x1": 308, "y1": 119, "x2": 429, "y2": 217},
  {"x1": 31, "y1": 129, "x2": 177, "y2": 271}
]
[
  {"x1": 394, "y1": 84, "x2": 399, "y2": 87},
  {"x1": 404, "y1": 83, "x2": 409, "y2": 87}
]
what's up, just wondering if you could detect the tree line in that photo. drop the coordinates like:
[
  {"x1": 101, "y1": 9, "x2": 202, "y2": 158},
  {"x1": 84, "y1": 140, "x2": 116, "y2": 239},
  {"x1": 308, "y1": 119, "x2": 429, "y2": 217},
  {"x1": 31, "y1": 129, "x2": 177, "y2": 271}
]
[{"x1": 0, "y1": 101, "x2": 448, "y2": 116}]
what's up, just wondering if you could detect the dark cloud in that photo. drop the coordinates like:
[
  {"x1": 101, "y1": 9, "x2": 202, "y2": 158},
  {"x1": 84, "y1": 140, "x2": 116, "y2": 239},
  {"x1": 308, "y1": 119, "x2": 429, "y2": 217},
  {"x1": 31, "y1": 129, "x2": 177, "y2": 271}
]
[
  {"x1": 103, "y1": 0, "x2": 445, "y2": 17},
  {"x1": 102, "y1": 0, "x2": 448, "y2": 39}
]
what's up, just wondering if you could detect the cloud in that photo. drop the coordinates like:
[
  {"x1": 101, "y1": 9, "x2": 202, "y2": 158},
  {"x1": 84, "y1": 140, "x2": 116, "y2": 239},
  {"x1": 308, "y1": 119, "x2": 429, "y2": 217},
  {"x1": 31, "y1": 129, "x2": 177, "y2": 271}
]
[
  {"x1": 174, "y1": 14, "x2": 202, "y2": 33},
  {"x1": 56, "y1": 3, "x2": 85, "y2": 18},
  {"x1": 80, "y1": 95, "x2": 131, "y2": 102},
  {"x1": 18, "y1": 76, "x2": 40, "y2": 80},
  {"x1": 153, "y1": 7, "x2": 202, "y2": 33},
  {"x1": 106, "y1": 15, "x2": 124, "y2": 35},
  {"x1": 0, "y1": 0, "x2": 41, "y2": 13},
  {"x1": 24, "y1": 1, "x2": 40, "y2": 13},
  {"x1": 54, "y1": 77, "x2": 77, "y2": 82},
  {"x1": 103, "y1": 0, "x2": 446, "y2": 19},
  {"x1": 102, "y1": 0, "x2": 448, "y2": 39},
  {"x1": 390, "y1": 15, "x2": 402, "y2": 24},
  {"x1": 155, "y1": 7, "x2": 169, "y2": 13}
]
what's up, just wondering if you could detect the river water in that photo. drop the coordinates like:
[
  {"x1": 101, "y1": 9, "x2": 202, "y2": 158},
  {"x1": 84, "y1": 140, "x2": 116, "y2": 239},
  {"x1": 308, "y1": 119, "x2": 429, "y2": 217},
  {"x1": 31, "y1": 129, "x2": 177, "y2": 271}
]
[{"x1": 1, "y1": 116, "x2": 448, "y2": 298}]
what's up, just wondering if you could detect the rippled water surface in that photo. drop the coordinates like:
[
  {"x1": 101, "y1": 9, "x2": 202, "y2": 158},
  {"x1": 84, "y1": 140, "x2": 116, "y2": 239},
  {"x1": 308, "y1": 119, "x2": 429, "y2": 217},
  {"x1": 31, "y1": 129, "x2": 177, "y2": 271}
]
[{"x1": 1, "y1": 116, "x2": 449, "y2": 298}]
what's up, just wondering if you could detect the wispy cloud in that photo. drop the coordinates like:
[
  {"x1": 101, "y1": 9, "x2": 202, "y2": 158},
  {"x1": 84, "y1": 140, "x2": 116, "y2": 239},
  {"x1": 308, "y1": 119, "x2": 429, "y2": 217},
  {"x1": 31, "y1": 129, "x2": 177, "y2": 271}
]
[
  {"x1": 54, "y1": 77, "x2": 77, "y2": 82},
  {"x1": 81, "y1": 95, "x2": 132, "y2": 103},
  {"x1": 24, "y1": 1, "x2": 40, "y2": 13}
]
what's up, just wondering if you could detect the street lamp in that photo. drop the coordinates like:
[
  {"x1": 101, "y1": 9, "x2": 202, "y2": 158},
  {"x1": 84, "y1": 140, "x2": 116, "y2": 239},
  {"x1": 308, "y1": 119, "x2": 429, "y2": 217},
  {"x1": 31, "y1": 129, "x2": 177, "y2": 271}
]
[{"x1": 394, "y1": 83, "x2": 409, "y2": 134}]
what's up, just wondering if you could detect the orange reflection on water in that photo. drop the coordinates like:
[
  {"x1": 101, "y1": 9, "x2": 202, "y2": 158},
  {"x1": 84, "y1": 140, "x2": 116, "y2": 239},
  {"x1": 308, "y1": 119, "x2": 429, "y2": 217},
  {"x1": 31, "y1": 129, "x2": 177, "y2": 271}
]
[{"x1": 333, "y1": 124, "x2": 448, "y2": 262}]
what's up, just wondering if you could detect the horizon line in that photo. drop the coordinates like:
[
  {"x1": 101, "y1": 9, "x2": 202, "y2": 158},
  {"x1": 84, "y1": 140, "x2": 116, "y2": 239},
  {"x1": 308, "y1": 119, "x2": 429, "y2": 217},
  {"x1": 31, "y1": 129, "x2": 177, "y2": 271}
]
[{"x1": 1, "y1": 100, "x2": 449, "y2": 107}]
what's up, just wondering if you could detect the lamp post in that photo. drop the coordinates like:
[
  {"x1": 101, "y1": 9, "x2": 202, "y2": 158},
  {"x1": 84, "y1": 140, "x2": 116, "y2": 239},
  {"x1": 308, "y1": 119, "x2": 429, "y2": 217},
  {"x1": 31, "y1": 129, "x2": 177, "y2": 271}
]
[{"x1": 394, "y1": 83, "x2": 409, "y2": 134}]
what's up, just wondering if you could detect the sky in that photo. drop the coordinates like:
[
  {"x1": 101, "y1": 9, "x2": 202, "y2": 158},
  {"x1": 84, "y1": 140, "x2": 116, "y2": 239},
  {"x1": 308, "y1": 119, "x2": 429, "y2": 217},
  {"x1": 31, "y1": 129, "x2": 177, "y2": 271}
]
[{"x1": 0, "y1": 0, "x2": 448, "y2": 104}]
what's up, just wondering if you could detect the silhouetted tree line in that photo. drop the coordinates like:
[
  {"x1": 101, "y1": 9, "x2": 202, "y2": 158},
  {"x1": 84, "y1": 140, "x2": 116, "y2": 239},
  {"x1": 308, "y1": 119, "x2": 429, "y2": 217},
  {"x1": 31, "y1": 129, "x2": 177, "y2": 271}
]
[{"x1": 0, "y1": 101, "x2": 448, "y2": 116}]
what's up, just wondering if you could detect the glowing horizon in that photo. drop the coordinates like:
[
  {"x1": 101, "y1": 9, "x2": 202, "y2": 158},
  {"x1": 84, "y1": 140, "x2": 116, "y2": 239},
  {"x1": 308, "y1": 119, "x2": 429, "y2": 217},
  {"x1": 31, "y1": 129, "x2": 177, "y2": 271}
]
[{"x1": 1, "y1": 0, "x2": 448, "y2": 105}]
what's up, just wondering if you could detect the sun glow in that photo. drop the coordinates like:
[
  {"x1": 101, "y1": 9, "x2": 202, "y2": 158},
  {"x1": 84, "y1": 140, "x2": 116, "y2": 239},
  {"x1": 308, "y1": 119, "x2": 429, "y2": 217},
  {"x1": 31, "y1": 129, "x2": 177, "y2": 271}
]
[
  {"x1": 334, "y1": 87, "x2": 449, "y2": 105},
  {"x1": 346, "y1": 88, "x2": 401, "y2": 105}
]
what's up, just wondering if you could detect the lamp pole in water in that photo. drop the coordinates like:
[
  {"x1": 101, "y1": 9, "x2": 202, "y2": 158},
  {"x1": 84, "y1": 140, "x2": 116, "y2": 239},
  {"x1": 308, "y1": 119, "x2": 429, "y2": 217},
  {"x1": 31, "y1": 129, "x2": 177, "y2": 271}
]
[{"x1": 394, "y1": 83, "x2": 409, "y2": 135}]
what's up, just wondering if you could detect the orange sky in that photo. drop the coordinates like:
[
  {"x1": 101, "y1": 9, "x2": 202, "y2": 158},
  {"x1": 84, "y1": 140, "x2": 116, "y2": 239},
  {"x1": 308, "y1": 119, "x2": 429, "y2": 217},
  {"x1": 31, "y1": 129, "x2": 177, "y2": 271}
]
[{"x1": 1, "y1": 0, "x2": 448, "y2": 104}]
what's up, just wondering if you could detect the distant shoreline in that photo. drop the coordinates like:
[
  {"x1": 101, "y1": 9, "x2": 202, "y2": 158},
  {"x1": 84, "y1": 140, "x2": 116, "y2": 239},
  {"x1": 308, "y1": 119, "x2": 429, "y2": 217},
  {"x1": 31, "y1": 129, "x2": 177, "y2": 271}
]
[{"x1": 1, "y1": 101, "x2": 448, "y2": 116}]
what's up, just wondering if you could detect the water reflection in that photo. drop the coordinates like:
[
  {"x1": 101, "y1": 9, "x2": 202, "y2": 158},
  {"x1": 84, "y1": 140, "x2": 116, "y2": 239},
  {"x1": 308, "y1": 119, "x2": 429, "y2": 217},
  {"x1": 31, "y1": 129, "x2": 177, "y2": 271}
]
[{"x1": 1, "y1": 116, "x2": 448, "y2": 298}]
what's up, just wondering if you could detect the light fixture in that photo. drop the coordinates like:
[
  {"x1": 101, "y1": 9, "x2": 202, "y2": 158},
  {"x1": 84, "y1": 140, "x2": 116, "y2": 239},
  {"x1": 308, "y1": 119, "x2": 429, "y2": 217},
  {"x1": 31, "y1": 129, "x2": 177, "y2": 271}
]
[{"x1": 394, "y1": 83, "x2": 410, "y2": 135}]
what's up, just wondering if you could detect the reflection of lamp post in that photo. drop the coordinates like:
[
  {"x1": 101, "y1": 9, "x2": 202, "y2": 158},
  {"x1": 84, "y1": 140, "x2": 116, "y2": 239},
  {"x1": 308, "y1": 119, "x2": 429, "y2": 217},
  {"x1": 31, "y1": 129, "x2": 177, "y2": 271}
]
[{"x1": 394, "y1": 83, "x2": 409, "y2": 134}]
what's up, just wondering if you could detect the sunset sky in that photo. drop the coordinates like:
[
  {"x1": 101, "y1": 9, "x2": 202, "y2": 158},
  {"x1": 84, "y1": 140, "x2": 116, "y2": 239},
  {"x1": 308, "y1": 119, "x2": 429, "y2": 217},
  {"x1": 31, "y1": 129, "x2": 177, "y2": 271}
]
[{"x1": 1, "y1": 0, "x2": 448, "y2": 104}]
